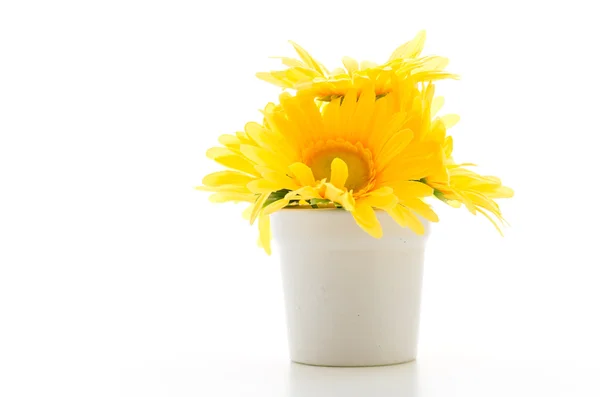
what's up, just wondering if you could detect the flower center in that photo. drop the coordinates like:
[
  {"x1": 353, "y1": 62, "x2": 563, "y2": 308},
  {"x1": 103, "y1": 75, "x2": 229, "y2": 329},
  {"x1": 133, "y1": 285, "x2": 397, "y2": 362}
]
[{"x1": 303, "y1": 139, "x2": 374, "y2": 192}]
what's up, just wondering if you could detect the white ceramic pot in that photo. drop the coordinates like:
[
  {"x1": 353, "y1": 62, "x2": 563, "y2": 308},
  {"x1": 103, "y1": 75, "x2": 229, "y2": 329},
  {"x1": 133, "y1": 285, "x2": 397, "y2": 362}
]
[{"x1": 271, "y1": 208, "x2": 429, "y2": 367}]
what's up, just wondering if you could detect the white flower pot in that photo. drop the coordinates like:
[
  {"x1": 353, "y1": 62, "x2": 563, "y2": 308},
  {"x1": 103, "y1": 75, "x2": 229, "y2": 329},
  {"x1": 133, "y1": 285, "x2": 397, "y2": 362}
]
[{"x1": 272, "y1": 208, "x2": 429, "y2": 367}]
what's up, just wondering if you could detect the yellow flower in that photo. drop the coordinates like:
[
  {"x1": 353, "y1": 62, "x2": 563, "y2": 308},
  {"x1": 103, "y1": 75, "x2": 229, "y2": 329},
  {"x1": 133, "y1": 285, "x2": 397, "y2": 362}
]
[
  {"x1": 412, "y1": 84, "x2": 514, "y2": 231},
  {"x1": 256, "y1": 31, "x2": 456, "y2": 101},
  {"x1": 199, "y1": 85, "x2": 444, "y2": 254},
  {"x1": 429, "y1": 165, "x2": 514, "y2": 233}
]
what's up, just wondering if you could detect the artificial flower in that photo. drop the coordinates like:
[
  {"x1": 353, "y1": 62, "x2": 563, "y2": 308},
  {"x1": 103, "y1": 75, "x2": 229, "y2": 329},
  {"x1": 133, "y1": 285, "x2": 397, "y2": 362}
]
[
  {"x1": 256, "y1": 31, "x2": 456, "y2": 101},
  {"x1": 409, "y1": 84, "x2": 514, "y2": 229},
  {"x1": 198, "y1": 32, "x2": 513, "y2": 253},
  {"x1": 199, "y1": 84, "x2": 445, "y2": 254}
]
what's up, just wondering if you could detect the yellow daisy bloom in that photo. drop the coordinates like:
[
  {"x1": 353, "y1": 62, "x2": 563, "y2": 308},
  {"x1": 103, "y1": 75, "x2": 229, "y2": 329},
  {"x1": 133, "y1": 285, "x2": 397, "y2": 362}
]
[
  {"x1": 412, "y1": 84, "x2": 514, "y2": 231},
  {"x1": 199, "y1": 85, "x2": 444, "y2": 254},
  {"x1": 256, "y1": 31, "x2": 456, "y2": 101},
  {"x1": 429, "y1": 165, "x2": 514, "y2": 233}
]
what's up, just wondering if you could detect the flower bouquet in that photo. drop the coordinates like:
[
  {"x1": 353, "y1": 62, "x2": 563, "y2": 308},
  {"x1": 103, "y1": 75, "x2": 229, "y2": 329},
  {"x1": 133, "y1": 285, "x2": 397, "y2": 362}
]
[{"x1": 198, "y1": 31, "x2": 512, "y2": 366}]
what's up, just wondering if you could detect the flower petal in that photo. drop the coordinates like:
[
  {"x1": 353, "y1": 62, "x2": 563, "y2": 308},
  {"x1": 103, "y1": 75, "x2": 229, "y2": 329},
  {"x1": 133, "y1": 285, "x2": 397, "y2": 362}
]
[
  {"x1": 240, "y1": 145, "x2": 289, "y2": 172},
  {"x1": 376, "y1": 129, "x2": 414, "y2": 167},
  {"x1": 352, "y1": 202, "x2": 383, "y2": 238},
  {"x1": 388, "y1": 205, "x2": 425, "y2": 235},
  {"x1": 388, "y1": 30, "x2": 426, "y2": 61},
  {"x1": 391, "y1": 181, "x2": 433, "y2": 199},
  {"x1": 342, "y1": 57, "x2": 359, "y2": 74},
  {"x1": 440, "y1": 114, "x2": 460, "y2": 129},
  {"x1": 207, "y1": 192, "x2": 256, "y2": 203},
  {"x1": 257, "y1": 213, "x2": 272, "y2": 255},
  {"x1": 262, "y1": 198, "x2": 290, "y2": 215},
  {"x1": 289, "y1": 162, "x2": 316, "y2": 186},
  {"x1": 249, "y1": 193, "x2": 269, "y2": 225},
  {"x1": 288, "y1": 41, "x2": 325, "y2": 75},
  {"x1": 202, "y1": 171, "x2": 254, "y2": 187},
  {"x1": 402, "y1": 199, "x2": 439, "y2": 222},
  {"x1": 330, "y1": 157, "x2": 348, "y2": 189},
  {"x1": 206, "y1": 147, "x2": 260, "y2": 177},
  {"x1": 360, "y1": 191, "x2": 399, "y2": 210},
  {"x1": 285, "y1": 186, "x2": 321, "y2": 201}
]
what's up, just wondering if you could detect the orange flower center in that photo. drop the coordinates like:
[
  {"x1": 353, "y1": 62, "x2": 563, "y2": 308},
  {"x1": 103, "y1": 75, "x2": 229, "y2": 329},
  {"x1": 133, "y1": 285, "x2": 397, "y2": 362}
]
[{"x1": 303, "y1": 139, "x2": 375, "y2": 192}]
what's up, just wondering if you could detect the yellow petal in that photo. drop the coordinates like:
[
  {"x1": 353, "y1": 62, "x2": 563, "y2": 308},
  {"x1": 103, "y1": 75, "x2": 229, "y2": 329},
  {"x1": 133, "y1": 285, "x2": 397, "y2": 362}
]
[
  {"x1": 322, "y1": 97, "x2": 341, "y2": 136},
  {"x1": 376, "y1": 129, "x2": 414, "y2": 166},
  {"x1": 444, "y1": 136, "x2": 454, "y2": 158},
  {"x1": 352, "y1": 202, "x2": 383, "y2": 238},
  {"x1": 217, "y1": 134, "x2": 240, "y2": 148},
  {"x1": 242, "y1": 205, "x2": 253, "y2": 220},
  {"x1": 255, "y1": 72, "x2": 292, "y2": 88},
  {"x1": 255, "y1": 167, "x2": 299, "y2": 190},
  {"x1": 338, "y1": 191, "x2": 356, "y2": 211},
  {"x1": 466, "y1": 190, "x2": 500, "y2": 212},
  {"x1": 379, "y1": 159, "x2": 432, "y2": 182},
  {"x1": 402, "y1": 199, "x2": 439, "y2": 222},
  {"x1": 279, "y1": 93, "x2": 317, "y2": 142},
  {"x1": 451, "y1": 190, "x2": 477, "y2": 214},
  {"x1": 244, "y1": 122, "x2": 270, "y2": 147},
  {"x1": 202, "y1": 171, "x2": 254, "y2": 187},
  {"x1": 391, "y1": 181, "x2": 433, "y2": 199},
  {"x1": 247, "y1": 179, "x2": 281, "y2": 194},
  {"x1": 257, "y1": 213, "x2": 272, "y2": 255},
  {"x1": 288, "y1": 41, "x2": 325, "y2": 75},
  {"x1": 339, "y1": 89, "x2": 358, "y2": 132},
  {"x1": 360, "y1": 190, "x2": 399, "y2": 210},
  {"x1": 235, "y1": 130, "x2": 255, "y2": 145},
  {"x1": 475, "y1": 208, "x2": 504, "y2": 236},
  {"x1": 285, "y1": 66, "x2": 322, "y2": 81},
  {"x1": 249, "y1": 193, "x2": 269, "y2": 225},
  {"x1": 428, "y1": 119, "x2": 447, "y2": 144},
  {"x1": 368, "y1": 99, "x2": 391, "y2": 145},
  {"x1": 262, "y1": 198, "x2": 290, "y2": 215},
  {"x1": 425, "y1": 56, "x2": 449, "y2": 70},
  {"x1": 411, "y1": 71, "x2": 459, "y2": 83},
  {"x1": 206, "y1": 147, "x2": 260, "y2": 177},
  {"x1": 342, "y1": 56, "x2": 359, "y2": 74},
  {"x1": 321, "y1": 182, "x2": 355, "y2": 211},
  {"x1": 431, "y1": 96, "x2": 445, "y2": 116},
  {"x1": 273, "y1": 56, "x2": 306, "y2": 68},
  {"x1": 208, "y1": 192, "x2": 256, "y2": 203},
  {"x1": 289, "y1": 162, "x2": 316, "y2": 186},
  {"x1": 353, "y1": 85, "x2": 376, "y2": 140},
  {"x1": 206, "y1": 147, "x2": 232, "y2": 159},
  {"x1": 360, "y1": 60, "x2": 377, "y2": 70},
  {"x1": 489, "y1": 185, "x2": 514, "y2": 198},
  {"x1": 388, "y1": 30, "x2": 426, "y2": 61},
  {"x1": 440, "y1": 114, "x2": 460, "y2": 129},
  {"x1": 285, "y1": 186, "x2": 321, "y2": 201},
  {"x1": 240, "y1": 145, "x2": 289, "y2": 172},
  {"x1": 330, "y1": 158, "x2": 348, "y2": 189},
  {"x1": 388, "y1": 205, "x2": 425, "y2": 235}
]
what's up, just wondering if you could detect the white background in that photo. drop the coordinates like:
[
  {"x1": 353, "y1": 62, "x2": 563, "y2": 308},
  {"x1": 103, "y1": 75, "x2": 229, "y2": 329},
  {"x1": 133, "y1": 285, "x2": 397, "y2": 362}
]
[{"x1": 1, "y1": 1, "x2": 599, "y2": 396}]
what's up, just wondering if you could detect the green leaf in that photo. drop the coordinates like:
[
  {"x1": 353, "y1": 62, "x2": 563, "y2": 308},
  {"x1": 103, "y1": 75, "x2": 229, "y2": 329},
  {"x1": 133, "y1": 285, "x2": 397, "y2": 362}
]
[
  {"x1": 433, "y1": 189, "x2": 450, "y2": 203},
  {"x1": 309, "y1": 198, "x2": 331, "y2": 205},
  {"x1": 262, "y1": 189, "x2": 291, "y2": 208}
]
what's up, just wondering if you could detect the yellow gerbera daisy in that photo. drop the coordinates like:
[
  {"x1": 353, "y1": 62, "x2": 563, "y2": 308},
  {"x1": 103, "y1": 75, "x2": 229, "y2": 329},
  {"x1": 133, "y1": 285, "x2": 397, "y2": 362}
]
[
  {"x1": 256, "y1": 31, "x2": 456, "y2": 101},
  {"x1": 199, "y1": 85, "x2": 444, "y2": 254},
  {"x1": 411, "y1": 84, "x2": 514, "y2": 231},
  {"x1": 430, "y1": 165, "x2": 514, "y2": 233}
]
